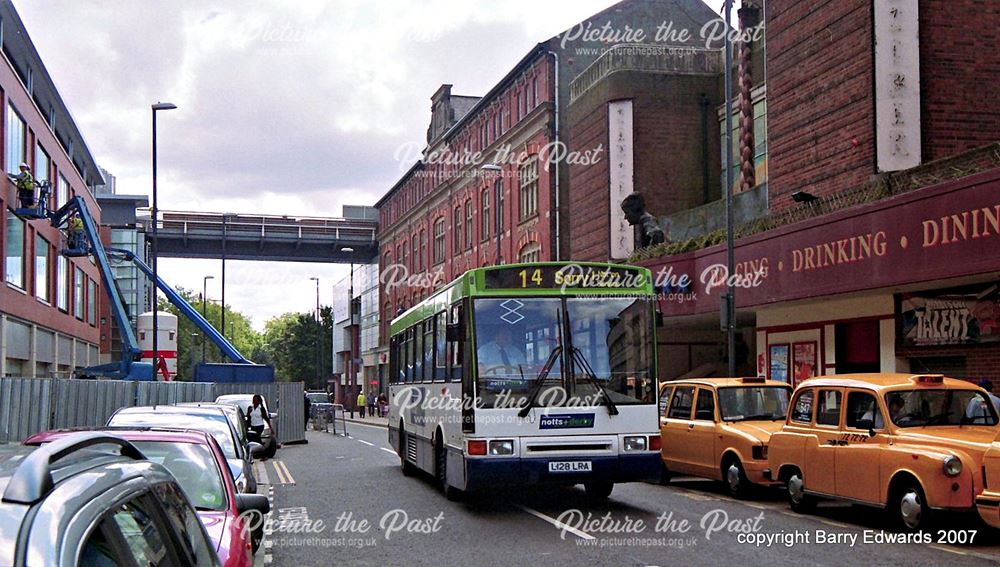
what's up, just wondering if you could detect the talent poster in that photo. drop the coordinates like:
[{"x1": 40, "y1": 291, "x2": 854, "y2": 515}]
[{"x1": 769, "y1": 344, "x2": 789, "y2": 383}]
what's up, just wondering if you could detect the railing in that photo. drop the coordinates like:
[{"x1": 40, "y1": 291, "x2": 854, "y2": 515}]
[
  {"x1": 570, "y1": 44, "x2": 723, "y2": 102},
  {"x1": 141, "y1": 210, "x2": 378, "y2": 242}
]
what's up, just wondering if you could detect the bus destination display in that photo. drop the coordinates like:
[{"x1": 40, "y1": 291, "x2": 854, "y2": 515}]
[{"x1": 483, "y1": 265, "x2": 646, "y2": 290}]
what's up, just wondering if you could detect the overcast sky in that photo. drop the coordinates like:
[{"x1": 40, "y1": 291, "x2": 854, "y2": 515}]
[{"x1": 14, "y1": 0, "x2": 729, "y2": 329}]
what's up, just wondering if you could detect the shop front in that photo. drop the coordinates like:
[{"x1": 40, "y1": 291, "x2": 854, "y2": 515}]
[{"x1": 641, "y1": 168, "x2": 1000, "y2": 387}]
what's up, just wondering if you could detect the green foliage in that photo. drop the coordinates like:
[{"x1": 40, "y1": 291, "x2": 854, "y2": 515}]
[{"x1": 157, "y1": 288, "x2": 333, "y2": 386}]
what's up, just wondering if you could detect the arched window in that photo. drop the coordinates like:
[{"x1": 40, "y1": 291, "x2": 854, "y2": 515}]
[{"x1": 518, "y1": 242, "x2": 542, "y2": 263}]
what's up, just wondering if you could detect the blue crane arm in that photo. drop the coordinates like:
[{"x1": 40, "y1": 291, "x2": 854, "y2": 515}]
[
  {"x1": 107, "y1": 248, "x2": 253, "y2": 364},
  {"x1": 49, "y1": 197, "x2": 151, "y2": 380}
]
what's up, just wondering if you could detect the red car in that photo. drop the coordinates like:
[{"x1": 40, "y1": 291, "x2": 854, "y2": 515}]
[{"x1": 26, "y1": 428, "x2": 268, "y2": 567}]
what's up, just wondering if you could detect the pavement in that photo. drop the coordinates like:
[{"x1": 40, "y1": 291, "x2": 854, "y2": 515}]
[{"x1": 262, "y1": 425, "x2": 1000, "y2": 567}]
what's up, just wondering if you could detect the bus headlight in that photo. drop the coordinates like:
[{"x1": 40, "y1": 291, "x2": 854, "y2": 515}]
[
  {"x1": 624, "y1": 436, "x2": 647, "y2": 452},
  {"x1": 488, "y1": 440, "x2": 514, "y2": 456},
  {"x1": 943, "y1": 456, "x2": 962, "y2": 477}
]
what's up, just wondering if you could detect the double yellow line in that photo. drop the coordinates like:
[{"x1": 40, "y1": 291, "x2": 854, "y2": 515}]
[{"x1": 271, "y1": 460, "x2": 295, "y2": 485}]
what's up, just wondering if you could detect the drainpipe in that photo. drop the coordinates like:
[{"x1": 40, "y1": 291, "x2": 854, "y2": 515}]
[{"x1": 546, "y1": 49, "x2": 561, "y2": 261}]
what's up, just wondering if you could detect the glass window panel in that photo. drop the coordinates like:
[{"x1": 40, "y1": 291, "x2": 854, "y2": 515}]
[
  {"x1": 35, "y1": 235, "x2": 48, "y2": 301},
  {"x1": 5, "y1": 211, "x2": 24, "y2": 287}
]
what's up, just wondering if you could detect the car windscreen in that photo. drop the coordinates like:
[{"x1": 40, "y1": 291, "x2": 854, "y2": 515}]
[
  {"x1": 718, "y1": 386, "x2": 790, "y2": 421},
  {"x1": 130, "y1": 440, "x2": 228, "y2": 512},
  {"x1": 885, "y1": 389, "x2": 1000, "y2": 427},
  {"x1": 108, "y1": 412, "x2": 239, "y2": 458}
]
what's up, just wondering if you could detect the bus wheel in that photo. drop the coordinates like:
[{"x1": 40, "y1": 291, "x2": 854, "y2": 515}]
[
  {"x1": 584, "y1": 481, "x2": 614, "y2": 500},
  {"x1": 399, "y1": 426, "x2": 416, "y2": 477},
  {"x1": 436, "y1": 435, "x2": 463, "y2": 501}
]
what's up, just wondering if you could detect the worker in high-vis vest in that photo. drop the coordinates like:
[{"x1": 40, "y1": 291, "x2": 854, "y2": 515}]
[{"x1": 13, "y1": 163, "x2": 36, "y2": 208}]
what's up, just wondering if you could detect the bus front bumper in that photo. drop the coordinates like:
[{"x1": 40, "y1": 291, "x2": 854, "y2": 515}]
[{"x1": 465, "y1": 453, "x2": 662, "y2": 492}]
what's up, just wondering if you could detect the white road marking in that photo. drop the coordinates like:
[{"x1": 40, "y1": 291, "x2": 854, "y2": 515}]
[
  {"x1": 515, "y1": 504, "x2": 595, "y2": 540},
  {"x1": 380, "y1": 447, "x2": 397, "y2": 455},
  {"x1": 357, "y1": 439, "x2": 375, "y2": 447}
]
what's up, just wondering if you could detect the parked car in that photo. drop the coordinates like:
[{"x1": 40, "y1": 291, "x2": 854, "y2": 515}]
[
  {"x1": 0, "y1": 431, "x2": 220, "y2": 566},
  {"x1": 216, "y1": 394, "x2": 278, "y2": 458},
  {"x1": 977, "y1": 430, "x2": 1000, "y2": 530},
  {"x1": 178, "y1": 402, "x2": 252, "y2": 452},
  {"x1": 768, "y1": 373, "x2": 999, "y2": 531},
  {"x1": 659, "y1": 377, "x2": 792, "y2": 497},
  {"x1": 26, "y1": 428, "x2": 270, "y2": 565},
  {"x1": 107, "y1": 405, "x2": 261, "y2": 493}
]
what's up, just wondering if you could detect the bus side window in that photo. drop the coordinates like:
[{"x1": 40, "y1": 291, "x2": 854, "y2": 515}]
[
  {"x1": 414, "y1": 322, "x2": 425, "y2": 382},
  {"x1": 423, "y1": 318, "x2": 434, "y2": 382},
  {"x1": 390, "y1": 336, "x2": 399, "y2": 384},
  {"x1": 405, "y1": 327, "x2": 414, "y2": 383},
  {"x1": 435, "y1": 311, "x2": 446, "y2": 382},
  {"x1": 449, "y1": 304, "x2": 463, "y2": 381}
]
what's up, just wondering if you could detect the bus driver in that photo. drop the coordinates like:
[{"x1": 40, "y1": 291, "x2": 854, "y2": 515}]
[{"x1": 477, "y1": 324, "x2": 526, "y2": 376}]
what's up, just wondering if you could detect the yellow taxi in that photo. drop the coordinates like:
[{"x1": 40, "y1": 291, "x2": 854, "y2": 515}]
[
  {"x1": 767, "y1": 373, "x2": 999, "y2": 531},
  {"x1": 659, "y1": 377, "x2": 792, "y2": 497},
  {"x1": 977, "y1": 431, "x2": 1000, "y2": 529}
]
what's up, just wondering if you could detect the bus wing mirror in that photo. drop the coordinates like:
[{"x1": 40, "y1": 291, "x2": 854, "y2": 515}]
[{"x1": 446, "y1": 323, "x2": 461, "y2": 342}]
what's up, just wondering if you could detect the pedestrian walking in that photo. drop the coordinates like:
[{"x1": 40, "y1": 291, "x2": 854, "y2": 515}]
[
  {"x1": 245, "y1": 394, "x2": 271, "y2": 448},
  {"x1": 357, "y1": 390, "x2": 367, "y2": 419}
]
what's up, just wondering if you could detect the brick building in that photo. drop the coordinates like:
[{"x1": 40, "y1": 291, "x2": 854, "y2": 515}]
[
  {"x1": 374, "y1": 0, "x2": 720, "y2": 343},
  {"x1": 632, "y1": 0, "x2": 1000, "y2": 387},
  {"x1": 0, "y1": 2, "x2": 106, "y2": 377}
]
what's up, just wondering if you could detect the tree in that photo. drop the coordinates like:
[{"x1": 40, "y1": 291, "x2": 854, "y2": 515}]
[
  {"x1": 157, "y1": 288, "x2": 262, "y2": 381},
  {"x1": 261, "y1": 306, "x2": 333, "y2": 386}
]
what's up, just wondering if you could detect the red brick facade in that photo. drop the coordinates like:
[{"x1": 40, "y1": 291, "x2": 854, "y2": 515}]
[{"x1": 0, "y1": 49, "x2": 103, "y2": 376}]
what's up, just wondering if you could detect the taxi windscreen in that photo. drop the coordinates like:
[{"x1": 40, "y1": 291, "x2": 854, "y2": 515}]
[
  {"x1": 718, "y1": 386, "x2": 790, "y2": 421},
  {"x1": 885, "y1": 389, "x2": 999, "y2": 427}
]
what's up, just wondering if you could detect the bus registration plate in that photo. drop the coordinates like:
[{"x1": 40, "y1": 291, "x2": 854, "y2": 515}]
[{"x1": 548, "y1": 461, "x2": 592, "y2": 473}]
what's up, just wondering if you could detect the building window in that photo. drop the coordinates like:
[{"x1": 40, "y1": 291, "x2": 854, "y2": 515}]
[
  {"x1": 87, "y1": 278, "x2": 97, "y2": 324},
  {"x1": 401, "y1": 238, "x2": 408, "y2": 273},
  {"x1": 57, "y1": 174, "x2": 69, "y2": 209},
  {"x1": 464, "y1": 200, "x2": 473, "y2": 249},
  {"x1": 519, "y1": 155, "x2": 539, "y2": 220},
  {"x1": 5, "y1": 211, "x2": 25, "y2": 288},
  {"x1": 5, "y1": 103, "x2": 25, "y2": 175},
  {"x1": 498, "y1": 181, "x2": 505, "y2": 233},
  {"x1": 74, "y1": 266, "x2": 84, "y2": 319},
  {"x1": 453, "y1": 206, "x2": 462, "y2": 252},
  {"x1": 35, "y1": 235, "x2": 49, "y2": 301},
  {"x1": 433, "y1": 218, "x2": 445, "y2": 264},
  {"x1": 481, "y1": 188, "x2": 491, "y2": 240},
  {"x1": 57, "y1": 256, "x2": 69, "y2": 311},
  {"x1": 720, "y1": 95, "x2": 768, "y2": 195},
  {"x1": 519, "y1": 242, "x2": 542, "y2": 263},
  {"x1": 412, "y1": 234, "x2": 419, "y2": 272},
  {"x1": 35, "y1": 145, "x2": 50, "y2": 188},
  {"x1": 420, "y1": 229, "x2": 427, "y2": 272},
  {"x1": 532, "y1": 77, "x2": 538, "y2": 108}
]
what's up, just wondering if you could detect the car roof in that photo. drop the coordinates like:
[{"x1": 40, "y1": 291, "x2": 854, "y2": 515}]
[
  {"x1": 660, "y1": 377, "x2": 791, "y2": 389},
  {"x1": 116, "y1": 405, "x2": 229, "y2": 417},
  {"x1": 26, "y1": 427, "x2": 217, "y2": 446},
  {"x1": 795, "y1": 373, "x2": 981, "y2": 392}
]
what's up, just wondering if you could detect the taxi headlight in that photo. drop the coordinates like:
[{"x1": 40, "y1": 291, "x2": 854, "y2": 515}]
[
  {"x1": 624, "y1": 436, "x2": 647, "y2": 452},
  {"x1": 488, "y1": 440, "x2": 514, "y2": 456},
  {"x1": 943, "y1": 456, "x2": 962, "y2": 477}
]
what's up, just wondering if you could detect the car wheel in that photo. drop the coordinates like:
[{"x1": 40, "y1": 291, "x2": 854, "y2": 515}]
[
  {"x1": 263, "y1": 438, "x2": 277, "y2": 460},
  {"x1": 400, "y1": 427, "x2": 417, "y2": 477},
  {"x1": 584, "y1": 481, "x2": 614, "y2": 499},
  {"x1": 891, "y1": 480, "x2": 931, "y2": 532},
  {"x1": 723, "y1": 457, "x2": 750, "y2": 499},
  {"x1": 787, "y1": 470, "x2": 816, "y2": 513}
]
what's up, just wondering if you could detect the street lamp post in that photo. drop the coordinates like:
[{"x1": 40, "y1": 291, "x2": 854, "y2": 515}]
[
  {"x1": 340, "y1": 247, "x2": 356, "y2": 416},
  {"x1": 722, "y1": 1, "x2": 737, "y2": 377},
  {"x1": 151, "y1": 102, "x2": 176, "y2": 379},
  {"x1": 189, "y1": 332, "x2": 199, "y2": 379},
  {"x1": 202, "y1": 275, "x2": 214, "y2": 363},
  {"x1": 481, "y1": 164, "x2": 502, "y2": 265},
  {"x1": 309, "y1": 277, "x2": 321, "y2": 390}
]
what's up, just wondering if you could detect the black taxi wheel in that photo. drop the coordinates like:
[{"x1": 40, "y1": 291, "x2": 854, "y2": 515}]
[
  {"x1": 723, "y1": 458, "x2": 750, "y2": 499},
  {"x1": 786, "y1": 470, "x2": 816, "y2": 513}
]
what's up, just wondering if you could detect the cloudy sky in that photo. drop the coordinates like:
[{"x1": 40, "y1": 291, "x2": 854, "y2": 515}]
[{"x1": 14, "y1": 0, "x2": 728, "y2": 329}]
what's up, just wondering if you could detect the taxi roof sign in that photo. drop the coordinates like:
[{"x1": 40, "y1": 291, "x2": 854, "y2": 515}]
[{"x1": 910, "y1": 374, "x2": 945, "y2": 385}]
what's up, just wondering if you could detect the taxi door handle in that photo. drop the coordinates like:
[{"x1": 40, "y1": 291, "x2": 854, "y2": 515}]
[{"x1": 826, "y1": 440, "x2": 838, "y2": 446}]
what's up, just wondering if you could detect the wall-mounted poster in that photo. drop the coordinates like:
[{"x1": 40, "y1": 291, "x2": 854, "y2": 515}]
[
  {"x1": 769, "y1": 344, "x2": 789, "y2": 383},
  {"x1": 897, "y1": 282, "x2": 1000, "y2": 346},
  {"x1": 793, "y1": 341, "x2": 818, "y2": 386}
]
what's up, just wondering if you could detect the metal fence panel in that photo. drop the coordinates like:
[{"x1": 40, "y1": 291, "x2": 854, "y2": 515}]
[
  {"x1": 0, "y1": 378, "x2": 53, "y2": 443},
  {"x1": 277, "y1": 382, "x2": 305, "y2": 444},
  {"x1": 52, "y1": 379, "x2": 136, "y2": 429}
]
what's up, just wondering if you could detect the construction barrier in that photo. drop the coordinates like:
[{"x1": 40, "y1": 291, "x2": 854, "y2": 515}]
[{"x1": 0, "y1": 377, "x2": 305, "y2": 444}]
